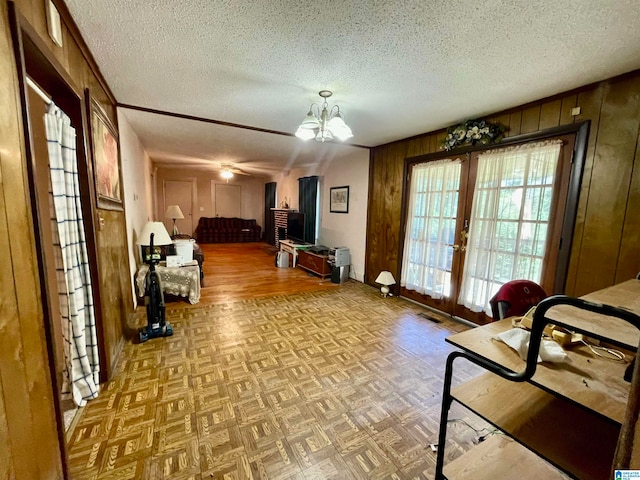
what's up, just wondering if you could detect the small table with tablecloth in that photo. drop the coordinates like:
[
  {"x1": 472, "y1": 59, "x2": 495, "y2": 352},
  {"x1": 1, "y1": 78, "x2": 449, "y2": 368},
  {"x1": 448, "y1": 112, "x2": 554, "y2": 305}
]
[{"x1": 135, "y1": 261, "x2": 201, "y2": 304}]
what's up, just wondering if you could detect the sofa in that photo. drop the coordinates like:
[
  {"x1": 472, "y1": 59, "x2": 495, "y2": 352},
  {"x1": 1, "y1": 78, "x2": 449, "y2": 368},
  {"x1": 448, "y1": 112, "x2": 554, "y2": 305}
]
[{"x1": 195, "y1": 217, "x2": 262, "y2": 243}]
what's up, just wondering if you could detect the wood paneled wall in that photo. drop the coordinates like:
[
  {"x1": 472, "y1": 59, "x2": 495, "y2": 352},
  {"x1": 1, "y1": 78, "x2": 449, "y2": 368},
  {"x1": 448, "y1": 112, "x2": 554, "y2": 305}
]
[
  {"x1": 1, "y1": 0, "x2": 132, "y2": 477},
  {"x1": 366, "y1": 71, "x2": 640, "y2": 298}
]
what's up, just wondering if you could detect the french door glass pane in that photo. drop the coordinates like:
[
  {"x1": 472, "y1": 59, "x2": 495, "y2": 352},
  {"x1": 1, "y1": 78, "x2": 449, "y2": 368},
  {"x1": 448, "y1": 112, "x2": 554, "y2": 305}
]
[
  {"x1": 401, "y1": 160, "x2": 461, "y2": 299},
  {"x1": 458, "y1": 141, "x2": 562, "y2": 314}
]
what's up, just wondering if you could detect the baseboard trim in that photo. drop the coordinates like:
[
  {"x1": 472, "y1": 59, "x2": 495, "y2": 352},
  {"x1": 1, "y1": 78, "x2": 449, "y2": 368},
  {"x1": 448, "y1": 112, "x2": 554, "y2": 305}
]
[{"x1": 399, "y1": 296, "x2": 479, "y2": 329}]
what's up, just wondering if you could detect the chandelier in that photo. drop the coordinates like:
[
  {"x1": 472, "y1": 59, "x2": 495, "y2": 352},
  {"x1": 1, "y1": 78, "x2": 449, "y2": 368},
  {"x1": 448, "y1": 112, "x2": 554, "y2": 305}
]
[{"x1": 295, "y1": 90, "x2": 353, "y2": 142}]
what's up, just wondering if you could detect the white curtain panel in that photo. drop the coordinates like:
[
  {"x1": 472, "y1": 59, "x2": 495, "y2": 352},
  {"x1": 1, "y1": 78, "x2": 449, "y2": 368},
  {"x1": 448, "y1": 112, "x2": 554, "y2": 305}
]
[
  {"x1": 401, "y1": 159, "x2": 461, "y2": 299},
  {"x1": 458, "y1": 140, "x2": 563, "y2": 314},
  {"x1": 45, "y1": 103, "x2": 99, "y2": 406}
]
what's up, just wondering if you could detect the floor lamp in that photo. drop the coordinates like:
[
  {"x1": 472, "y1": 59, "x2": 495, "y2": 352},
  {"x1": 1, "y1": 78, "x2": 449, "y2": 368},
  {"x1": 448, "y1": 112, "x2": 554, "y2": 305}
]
[{"x1": 165, "y1": 205, "x2": 184, "y2": 236}]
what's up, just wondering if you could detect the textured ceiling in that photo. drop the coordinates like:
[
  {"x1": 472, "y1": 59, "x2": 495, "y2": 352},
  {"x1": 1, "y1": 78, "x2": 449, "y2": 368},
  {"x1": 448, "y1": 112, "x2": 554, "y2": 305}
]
[{"x1": 65, "y1": 0, "x2": 640, "y2": 176}]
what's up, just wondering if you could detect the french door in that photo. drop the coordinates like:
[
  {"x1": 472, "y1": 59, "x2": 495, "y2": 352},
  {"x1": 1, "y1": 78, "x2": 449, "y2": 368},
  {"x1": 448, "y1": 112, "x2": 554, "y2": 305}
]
[{"x1": 401, "y1": 135, "x2": 575, "y2": 324}]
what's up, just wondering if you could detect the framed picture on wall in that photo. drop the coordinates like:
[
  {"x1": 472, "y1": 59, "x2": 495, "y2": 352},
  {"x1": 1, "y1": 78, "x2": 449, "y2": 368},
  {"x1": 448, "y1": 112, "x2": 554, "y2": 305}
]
[
  {"x1": 86, "y1": 89, "x2": 123, "y2": 210},
  {"x1": 330, "y1": 185, "x2": 349, "y2": 213}
]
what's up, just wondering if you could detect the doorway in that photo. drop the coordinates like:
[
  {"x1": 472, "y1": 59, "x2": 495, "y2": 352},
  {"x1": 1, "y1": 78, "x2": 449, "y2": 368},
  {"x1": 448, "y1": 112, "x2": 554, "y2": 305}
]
[
  {"x1": 13, "y1": 25, "x2": 107, "y2": 474},
  {"x1": 400, "y1": 128, "x2": 585, "y2": 324},
  {"x1": 27, "y1": 82, "x2": 70, "y2": 424},
  {"x1": 163, "y1": 179, "x2": 195, "y2": 235}
]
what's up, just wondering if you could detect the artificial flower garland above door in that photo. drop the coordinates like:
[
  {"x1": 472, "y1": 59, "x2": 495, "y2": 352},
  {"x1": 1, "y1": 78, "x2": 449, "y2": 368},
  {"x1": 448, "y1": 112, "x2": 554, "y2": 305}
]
[{"x1": 442, "y1": 119, "x2": 506, "y2": 151}]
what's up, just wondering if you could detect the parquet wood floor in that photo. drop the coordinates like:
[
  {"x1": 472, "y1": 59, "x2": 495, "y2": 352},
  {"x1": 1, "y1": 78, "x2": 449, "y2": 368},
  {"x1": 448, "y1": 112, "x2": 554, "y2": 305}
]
[{"x1": 67, "y1": 243, "x2": 486, "y2": 479}]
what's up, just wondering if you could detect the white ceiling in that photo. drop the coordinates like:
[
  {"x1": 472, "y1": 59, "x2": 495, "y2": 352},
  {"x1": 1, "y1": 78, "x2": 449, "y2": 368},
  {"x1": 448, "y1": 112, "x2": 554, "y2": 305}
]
[{"x1": 65, "y1": 0, "x2": 640, "y2": 177}]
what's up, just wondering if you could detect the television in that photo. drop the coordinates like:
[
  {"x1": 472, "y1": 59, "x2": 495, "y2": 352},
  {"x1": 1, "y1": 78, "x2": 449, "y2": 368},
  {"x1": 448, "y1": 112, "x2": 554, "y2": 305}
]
[{"x1": 287, "y1": 212, "x2": 306, "y2": 244}]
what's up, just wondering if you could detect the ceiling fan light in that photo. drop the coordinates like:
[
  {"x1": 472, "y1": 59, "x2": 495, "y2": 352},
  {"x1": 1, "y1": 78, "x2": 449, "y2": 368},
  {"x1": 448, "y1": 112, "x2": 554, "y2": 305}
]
[
  {"x1": 295, "y1": 126, "x2": 315, "y2": 140},
  {"x1": 220, "y1": 169, "x2": 234, "y2": 179}
]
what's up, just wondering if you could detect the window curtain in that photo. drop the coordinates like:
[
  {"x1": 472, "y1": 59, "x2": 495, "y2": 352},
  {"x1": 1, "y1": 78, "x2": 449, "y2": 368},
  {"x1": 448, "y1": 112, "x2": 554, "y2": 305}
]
[
  {"x1": 45, "y1": 103, "x2": 99, "y2": 407},
  {"x1": 458, "y1": 140, "x2": 563, "y2": 314},
  {"x1": 401, "y1": 159, "x2": 461, "y2": 298},
  {"x1": 298, "y1": 176, "x2": 318, "y2": 243},
  {"x1": 264, "y1": 182, "x2": 276, "y2": 245}
]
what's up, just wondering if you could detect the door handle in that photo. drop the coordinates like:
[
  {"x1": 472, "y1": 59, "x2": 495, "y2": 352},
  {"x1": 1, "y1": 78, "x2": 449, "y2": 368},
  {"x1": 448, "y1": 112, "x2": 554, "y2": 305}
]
[{"x1": 460, "y1": 228, "x2": 469, "y2": 252}]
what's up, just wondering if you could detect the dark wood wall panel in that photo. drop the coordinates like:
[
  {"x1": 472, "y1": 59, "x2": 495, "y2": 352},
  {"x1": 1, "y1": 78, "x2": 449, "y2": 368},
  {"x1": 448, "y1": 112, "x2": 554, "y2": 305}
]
[
  {"x1": 98, "y1": 209, "x2": 129, "y2": 369},
  {"x1": 572, "y1": 75, "x2": 640, "y2": 294},
  {"x1": 13, "y1": 0, "x2": 129, "y2": 380},
  {"x1": 0, "y1": 1, "x2": 63, "y2": 477},
  {"x1": 508, "y1": 110, "x2": 522, "y2": 136},
  {"x1": 366, "y1": 70, "x2": 640, "y2": 299},
  {"x1": 0, "y1": 381, "x2": 14, "y2": 479},
  {"x1": 559, "y1": 95, "x2": 578, "y2": 126},
  {"x1": 1, "y1": 0, "x2": 132, "y2": 477},
  {"x1": 366, "y1": 147, "x2": 386, "y2": 282},
  {"x1": 616, "y1": 131, "x2": 640, "y2": 284},
  {"x1": 564, "y1": 84, "x2": 604, "y2": 293},
  {"x1": 488, "y1": 113, "x2": 510, "y2": 132},
  {"x1": 520, "y1": 105, "x2": 542, "y2": 133},
  {"x1": 539, "y1": 99, "x2": 562, "y2": 130}
]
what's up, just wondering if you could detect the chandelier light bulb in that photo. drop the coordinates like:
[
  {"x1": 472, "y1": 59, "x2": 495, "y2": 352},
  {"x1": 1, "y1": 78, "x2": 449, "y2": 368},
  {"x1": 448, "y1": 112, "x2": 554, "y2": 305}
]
[{"x1": 295, "y1": 126, "x2": 315, "y2": 140}]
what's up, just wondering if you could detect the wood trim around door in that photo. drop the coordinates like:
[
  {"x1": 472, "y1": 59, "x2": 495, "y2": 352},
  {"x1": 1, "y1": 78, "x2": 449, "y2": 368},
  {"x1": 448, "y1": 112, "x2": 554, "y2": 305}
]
[
  {"x1": 161, "y1": 176, "x2": 197, "y2": 234},
  {"x1": 400, "y1": 122, "x2": 590, "y2": 324}
]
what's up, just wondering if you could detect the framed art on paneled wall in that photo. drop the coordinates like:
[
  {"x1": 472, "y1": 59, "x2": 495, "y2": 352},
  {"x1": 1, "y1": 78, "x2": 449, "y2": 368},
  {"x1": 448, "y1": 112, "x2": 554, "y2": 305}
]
[
  {"x1": 86, "y1": 89, "x2": 123, "y2": 210},
  {"x1": 330, "y1": 185, "x2": 349, "y2": 213}
]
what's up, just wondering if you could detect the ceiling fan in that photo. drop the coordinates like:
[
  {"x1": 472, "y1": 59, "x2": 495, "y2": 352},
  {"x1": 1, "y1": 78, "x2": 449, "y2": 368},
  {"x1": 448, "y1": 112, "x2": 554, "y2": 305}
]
[
  {"x1": 219, "y1": 163, "x2": 249, "y2": 180},
  {"x1": 220, "y1": 163, "x2": 249, "y2": 175}
]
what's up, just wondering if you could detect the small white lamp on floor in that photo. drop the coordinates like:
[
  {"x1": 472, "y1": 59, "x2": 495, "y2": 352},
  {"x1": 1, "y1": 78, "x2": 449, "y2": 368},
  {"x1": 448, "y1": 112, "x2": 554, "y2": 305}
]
[
  {"x1": 165, "y1": 205, "x2": 184, "y2": 236},
  {"x1": 375, "y1": 271, "x2": 396, "y2": 297}
]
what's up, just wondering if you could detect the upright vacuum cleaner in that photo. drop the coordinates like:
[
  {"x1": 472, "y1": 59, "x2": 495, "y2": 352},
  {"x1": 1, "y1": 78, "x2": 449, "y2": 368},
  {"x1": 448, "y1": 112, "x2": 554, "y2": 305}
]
[{"x1": 139, "y1": 232, "x2": 173, "y2": 343}]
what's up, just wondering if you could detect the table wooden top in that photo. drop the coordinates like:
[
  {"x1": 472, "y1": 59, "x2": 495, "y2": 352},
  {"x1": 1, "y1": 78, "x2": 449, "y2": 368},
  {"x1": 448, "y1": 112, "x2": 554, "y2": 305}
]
[
  {"x1": 447, "y1": 318, "x2": 633, "y2": 423},
  {"x1": 279, "y1": 239, "x2": 308, "y2": 248},
  {"x1": 546, "y1": 279, "x2": 640, "y2": 350}
]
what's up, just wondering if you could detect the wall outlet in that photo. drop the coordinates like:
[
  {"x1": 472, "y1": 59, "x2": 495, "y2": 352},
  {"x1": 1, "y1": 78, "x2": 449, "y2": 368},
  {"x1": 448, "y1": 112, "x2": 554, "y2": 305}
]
[
  {"x1": 571, "y1": 107, "x2": 581, "y2": 116},
  {"x1": 199, "y1": 207, "x2": 204, "y2": 211}
]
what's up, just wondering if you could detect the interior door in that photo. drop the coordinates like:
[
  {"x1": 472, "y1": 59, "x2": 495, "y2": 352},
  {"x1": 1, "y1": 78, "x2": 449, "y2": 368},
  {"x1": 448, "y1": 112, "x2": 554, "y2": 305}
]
[
  {"x1": 164, "y1": 180, "x2": 193, "y2": 235},
  {"x1": 214, "y1": 183, "x2": 242, "y2": 218},
  {"x1": 401, "y1": 134, "x2": 575, "y2": 324}
]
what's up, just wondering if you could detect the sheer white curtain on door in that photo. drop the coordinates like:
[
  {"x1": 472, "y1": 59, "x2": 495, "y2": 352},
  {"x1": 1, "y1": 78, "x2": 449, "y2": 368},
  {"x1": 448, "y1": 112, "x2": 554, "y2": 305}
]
[
  {"x1": 45, "y1": 103, "x2": 99, "y2": 406},
  {"x1": 401, "y1": 159, "x2": 461, "y2": 299},
  {"x1": 458, "y1": 140, "x2": 562, "y2": 314}
]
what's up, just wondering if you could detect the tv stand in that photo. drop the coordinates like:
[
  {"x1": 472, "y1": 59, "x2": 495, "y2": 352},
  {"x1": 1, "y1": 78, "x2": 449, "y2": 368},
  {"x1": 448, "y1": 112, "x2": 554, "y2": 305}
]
[
  {"x1": 297, "y1": 249, "x2": 331, "y2": 278},
  {"x1": 279, "y1": 239, "x2": 307, "y2": 268}
]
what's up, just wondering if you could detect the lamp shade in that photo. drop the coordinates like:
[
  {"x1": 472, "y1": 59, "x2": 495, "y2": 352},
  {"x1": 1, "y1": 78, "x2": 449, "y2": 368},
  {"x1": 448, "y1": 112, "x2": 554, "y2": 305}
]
[
  {"x1": 136, "y1": 221, "x2": 173, "y2": 246},
  {"x1": 300, "y1": 110, "x2": 320, "y2": 129},
  {"x1": 165, "y1": 205, "x2": 184, "y2": 219},
  {"x1": 295, "y1": 126, "x2": 316, "y2": 140},
  {"x1": 375, "y1": 271, "x2": 396, "y2": 286}
]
